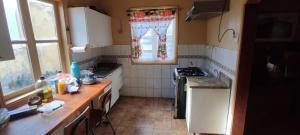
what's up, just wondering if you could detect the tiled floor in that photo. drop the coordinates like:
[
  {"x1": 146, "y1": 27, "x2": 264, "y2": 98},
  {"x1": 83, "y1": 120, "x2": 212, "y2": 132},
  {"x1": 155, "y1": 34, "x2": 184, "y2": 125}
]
[{"x1": 94, "y1": 96, "x2": 192, "y2": 135}]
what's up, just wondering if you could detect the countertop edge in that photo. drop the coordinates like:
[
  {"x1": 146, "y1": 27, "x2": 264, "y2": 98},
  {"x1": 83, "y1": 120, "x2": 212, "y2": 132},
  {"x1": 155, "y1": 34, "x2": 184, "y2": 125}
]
[
  {"x1": 186, "y1": 76, "x2": 230, "y2": 89},
  {"x1": 189, "y1": 86, "x2": 229, "y2": 89}
]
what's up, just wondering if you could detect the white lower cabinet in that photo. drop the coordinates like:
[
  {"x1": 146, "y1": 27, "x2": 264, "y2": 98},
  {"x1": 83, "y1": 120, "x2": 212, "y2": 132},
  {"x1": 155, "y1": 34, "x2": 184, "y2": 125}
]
[
  {"x1": 186, "y1": 84, "x2": 230, "y2": 134},
  {"x1": 104, "y1": 66, "x2": 123, "y2": 107}
]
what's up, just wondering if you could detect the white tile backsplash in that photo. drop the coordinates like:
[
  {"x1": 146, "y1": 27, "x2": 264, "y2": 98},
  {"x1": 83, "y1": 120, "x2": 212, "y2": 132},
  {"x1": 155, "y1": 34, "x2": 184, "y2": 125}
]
[
  {"x1": 146, "y1": 88, "x2": 154, "y2": 97},
  {"x1": 74, "y1": 44, "x2": 237, "y2": 98},
  {"x1": 204, "y1": 46, "x2": 237, "y2": 79},
  {"x1": 101, "y1": 45, "x2": 209, "y2": 98},
  {"x1": 153, "y1": 88, "x2": 162, "y2": 97}
]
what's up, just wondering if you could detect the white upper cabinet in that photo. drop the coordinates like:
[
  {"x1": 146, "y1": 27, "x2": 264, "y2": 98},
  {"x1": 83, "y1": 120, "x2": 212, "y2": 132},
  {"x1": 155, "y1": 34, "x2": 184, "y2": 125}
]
[
  {"x1": 0, "y1": 0, "x2": 14, "y2": 61},
  {"x1": 68, "y1": 7, "x2": 112, "y2": 48}
]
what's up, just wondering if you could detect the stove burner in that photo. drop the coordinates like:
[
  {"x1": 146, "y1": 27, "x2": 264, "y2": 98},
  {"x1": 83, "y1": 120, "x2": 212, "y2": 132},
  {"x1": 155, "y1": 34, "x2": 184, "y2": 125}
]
[{"x1": 177, "y1": 67, "x2": 205, "y2": 76}]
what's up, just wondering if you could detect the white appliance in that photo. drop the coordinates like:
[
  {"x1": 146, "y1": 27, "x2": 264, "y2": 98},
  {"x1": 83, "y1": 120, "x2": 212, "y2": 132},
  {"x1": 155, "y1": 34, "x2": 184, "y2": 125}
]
[{"x1": 186, "y1": 77, "x2": 230, "y2": 134}]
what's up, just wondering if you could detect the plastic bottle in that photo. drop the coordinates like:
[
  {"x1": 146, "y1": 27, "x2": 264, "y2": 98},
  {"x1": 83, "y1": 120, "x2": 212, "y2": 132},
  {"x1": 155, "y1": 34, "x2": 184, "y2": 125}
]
[
  {"x1": 35, "y1": 76, "x2": 48, "y2": 90},
  {"x1": 57, "y1": 81, "x2": 66, "y2": 95},
  {"x1": 70, "y1": 62, "x2": 80, "y2": 81}
]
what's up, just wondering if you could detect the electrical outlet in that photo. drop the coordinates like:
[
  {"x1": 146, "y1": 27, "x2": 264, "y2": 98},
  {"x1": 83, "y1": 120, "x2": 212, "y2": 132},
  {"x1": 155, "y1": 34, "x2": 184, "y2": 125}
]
[{"x1": 233, "y1": 31, "x2": 239, "y2": 43}]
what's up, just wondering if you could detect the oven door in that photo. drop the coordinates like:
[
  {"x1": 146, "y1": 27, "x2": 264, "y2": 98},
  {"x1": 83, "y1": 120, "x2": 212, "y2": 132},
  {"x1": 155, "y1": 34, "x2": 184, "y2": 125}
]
[
  {"x1": 173, "y1": 76, "x2": 179, "y2": 118},
  {"x1": 172, "y1": 70, "x2": 179, "y2": 118}
]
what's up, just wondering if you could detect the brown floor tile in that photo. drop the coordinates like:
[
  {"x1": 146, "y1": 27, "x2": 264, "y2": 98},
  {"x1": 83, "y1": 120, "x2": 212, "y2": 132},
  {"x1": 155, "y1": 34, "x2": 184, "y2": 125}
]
[
  {"x1": 95, "y1": 96, "x2": 191, "y2": 135},
  {"x1": 116, "y1": 126, "x2": 135, "y2": 135},
  {"x1": 134, "y1": 127, "x2": 153, "y2": 135},
  {"x1": 153, "y1": 129, "x2": 176, "y2": 135},
  {"x1": 153, "y1": 118, "x2": 172, "y2": 130}
]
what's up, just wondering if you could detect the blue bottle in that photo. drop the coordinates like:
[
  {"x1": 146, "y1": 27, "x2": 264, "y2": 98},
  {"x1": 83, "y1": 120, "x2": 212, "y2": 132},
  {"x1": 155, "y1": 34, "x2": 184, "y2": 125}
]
[{"x1": 70, "y1": 61, "x2": 81, "y2": 81}]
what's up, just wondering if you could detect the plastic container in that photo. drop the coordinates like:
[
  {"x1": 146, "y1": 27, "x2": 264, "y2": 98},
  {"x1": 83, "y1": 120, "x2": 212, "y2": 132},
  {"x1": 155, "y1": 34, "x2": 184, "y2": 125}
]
[
  {"x1": 42, "y1": 87, "x2": 53, "y2": 103},
  {"x1": 57, "y1": 81, "x2": 66, "y2": 95},
  {"x1": 35, "y1": 76, "x2": 48, "y2": 90},
  {"x1": 70, "y1": 62, "x2": 80, "y2": 81},
  {"x1": 48, "y1": 79, "x2": 58, "y2": 94}
]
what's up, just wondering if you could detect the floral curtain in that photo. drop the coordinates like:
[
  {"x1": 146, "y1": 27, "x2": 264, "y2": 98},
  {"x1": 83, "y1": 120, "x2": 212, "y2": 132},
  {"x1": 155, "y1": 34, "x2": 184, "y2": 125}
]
[
  {"x1": 130, "y1": 21, "x2": 150, "y2": 58},
  {"x1": 128, "y1": 8, "x2": 176, "y2": 59}
]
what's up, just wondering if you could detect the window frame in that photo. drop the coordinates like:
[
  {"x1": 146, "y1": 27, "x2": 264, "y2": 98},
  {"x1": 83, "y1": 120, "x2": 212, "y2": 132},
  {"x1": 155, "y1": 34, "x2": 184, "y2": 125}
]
[
  {"x1": 131, "y1": 7, "x2": 178, "y2": 65},
  {"x1": 2, "y1": 0, "x2": 66, "y2": 101}
]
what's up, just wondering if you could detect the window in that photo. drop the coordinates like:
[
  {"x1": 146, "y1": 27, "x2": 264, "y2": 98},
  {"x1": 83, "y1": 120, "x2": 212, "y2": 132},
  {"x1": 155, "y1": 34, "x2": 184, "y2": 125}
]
[
  {"x1": 0, "y1": 0, "x2": 63, "y2": 99},
  {"x1": 129, "y1": 8, "x2": 177, "y2": 64}
]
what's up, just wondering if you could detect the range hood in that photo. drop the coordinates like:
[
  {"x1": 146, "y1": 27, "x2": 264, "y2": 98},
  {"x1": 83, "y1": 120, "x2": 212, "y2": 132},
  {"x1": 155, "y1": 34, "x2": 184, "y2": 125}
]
[{"x1": 186, "y1": 0, "x2": 229, "y2": 21}]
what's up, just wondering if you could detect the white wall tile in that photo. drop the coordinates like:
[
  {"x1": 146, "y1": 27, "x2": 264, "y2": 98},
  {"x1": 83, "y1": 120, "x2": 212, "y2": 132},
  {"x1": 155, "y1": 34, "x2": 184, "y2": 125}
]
[
  {"x1": 108, "y1": 44, "x2": 238, "y2": 98},
  {"x1": 197, "y1": 45, "x2": 206, "y2": 56},
  {"x1": 123, "y1": 78, "x2": 130, "y2": 88},
  {"x1": 188, "y1": 45, "x2": 198, "y2": 55},
  {"x1": 129, "y1": 77, "x2": 137, "y2": 88},
  {"x1": 123, "y1": 88, "x2": 130, "y2": 96},
  {"x1": 153, "y1": 68, "x2": 161, "y2": 78},
  {"x1": 153, "y1": 88, "x2": 162, "y2": 97},
  {"x1": 130, "y1": 88, "x2": 138, "y2": 96},
  {"x1": 153, "y1": 78, "x2": 161, "y2": 89},
  {"x1": 138, "y1": 88, "x2": 146, "y2": 97},
  {"x1": 146, "y1": 88, "x2": 154, "y2": 97},
  {"x1": 178, "y1": 46, "x2": 185, "y2": 55},
  {"x1": 146, "y1": 78, "x2": 154, "y2": 88},
  {"x1": 137, "y1": 78, "x2": 146, "y2": 88},
  {"x1": 161, "y1": 88, "x2": 169, "y2": 98},
  {"x1": 162, "y1": 79, "x2": 171, "y2": 89},
  {"x1": 167, "y1": 88, "x2": 175, "y2": 98},
  {"x1": 145, "y1": 69, "x2": 154, "y2": 78},
  {"x1": 162, "y1": 69, "x2": 171, "y2": 79}
]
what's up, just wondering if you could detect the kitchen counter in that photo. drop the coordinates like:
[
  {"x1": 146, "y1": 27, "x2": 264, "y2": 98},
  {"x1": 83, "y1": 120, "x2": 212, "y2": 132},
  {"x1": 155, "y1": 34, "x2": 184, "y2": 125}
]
[
  {"x1": 2, "y1": 80, "x2": 112, "y2": 135},
  {"x1": 187, "y1": 76, "x2": 229, "y2": 89},
  {"x1": 94, "y1": 63, "x2": 122, "y2": 78}
]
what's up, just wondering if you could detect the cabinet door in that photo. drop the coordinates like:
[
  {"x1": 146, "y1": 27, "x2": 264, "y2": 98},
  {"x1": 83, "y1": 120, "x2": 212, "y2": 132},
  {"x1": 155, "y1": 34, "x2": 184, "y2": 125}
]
[
  {"x1": 101, "y1": 15, "x2": 112, "y2": 47},
  {"x1": 186, "y1": 86, "x2": 192, "y2": 131},
  {"x1": 111, "y1": 72, "x2": 118, "y2": 106},
  {"x1": 104, "y1": 73, "x2": 116, "y2": 106},
  {"x1": 85, "y1": 8, "x2": 103, "y2": 48},
  {"x1": 68, "y1": 7, "x2": 89, "y2": 47},
  {"x1": 85, "y1": 8, "x2": 112, "y2": 48},
  {"x1": 0, "y1": 0, "x2": 14, "y2": 61}
]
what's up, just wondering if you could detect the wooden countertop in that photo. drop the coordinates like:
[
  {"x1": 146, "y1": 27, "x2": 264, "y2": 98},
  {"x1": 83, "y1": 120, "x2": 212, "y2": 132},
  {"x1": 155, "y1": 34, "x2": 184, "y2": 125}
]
[{"x1": 1, "y1": 80, "x2": 111, "y2": 135}]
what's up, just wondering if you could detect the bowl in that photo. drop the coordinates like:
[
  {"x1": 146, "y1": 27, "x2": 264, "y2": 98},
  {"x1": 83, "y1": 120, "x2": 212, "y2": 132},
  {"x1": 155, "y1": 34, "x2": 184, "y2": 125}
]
[{"x1": 28, "y1": 96, "x2": 42, "y2": 106}]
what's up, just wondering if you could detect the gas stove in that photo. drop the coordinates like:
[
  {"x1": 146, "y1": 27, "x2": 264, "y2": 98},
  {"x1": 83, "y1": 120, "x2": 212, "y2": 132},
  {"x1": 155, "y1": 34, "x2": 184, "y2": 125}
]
[
  {"x1": 173, "y1": 67, "x2": 207, "y2": 119},
  {"x1": 176, "y1": 67, "x2": 207, "y2": 77}
]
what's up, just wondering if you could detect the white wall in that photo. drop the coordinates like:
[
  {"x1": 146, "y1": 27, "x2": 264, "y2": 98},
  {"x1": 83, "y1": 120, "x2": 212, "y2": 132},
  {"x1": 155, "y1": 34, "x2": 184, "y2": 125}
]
[
  {"x1": 101, "y1": 45, "x2": 206, "y2": 98},
  {"x1": 204, "y1": 45, "x2": 238, "y2": 135}
]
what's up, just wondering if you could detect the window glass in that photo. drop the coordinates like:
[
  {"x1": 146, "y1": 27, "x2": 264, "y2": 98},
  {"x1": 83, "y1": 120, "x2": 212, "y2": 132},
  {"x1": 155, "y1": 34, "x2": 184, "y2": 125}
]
[
  {"x1": 166, "y1": 20, "x2": 175, "y2": 60},
  {"x1": 3, "y1": 0, "x2": 26, "y2": 41},
  {"x1": 36, "y1": 43, "x2": 61, "y2": 78},
  {"x1": 28, "y1": 0, "x2": 57, "y2": 40},
  {"x1": 138, "y1": 19, "x2": 176, "y2": 62},
  {"x1": 0, "y1": 44, "x2": 34, "y2": 95},
  {"x1": 0, "y1": 0, "x2": 63, "y2": 99},
  {"x1": 140, "y1": 29, "x2": 159, "y2": 60}
]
